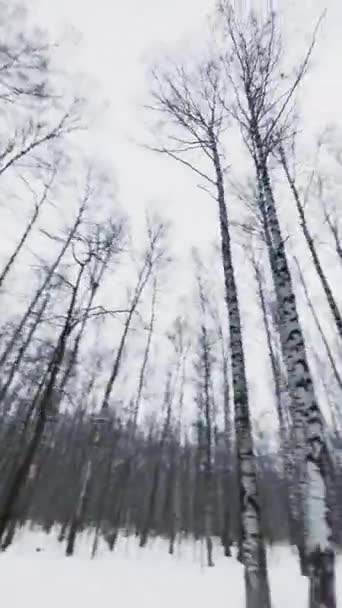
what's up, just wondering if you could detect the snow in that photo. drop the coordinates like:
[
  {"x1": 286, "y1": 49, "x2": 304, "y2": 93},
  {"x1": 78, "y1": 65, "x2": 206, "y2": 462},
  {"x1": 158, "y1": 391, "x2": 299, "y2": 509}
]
[{"x1": 1, "y1": 529, "x2": 342, "y2": 607}]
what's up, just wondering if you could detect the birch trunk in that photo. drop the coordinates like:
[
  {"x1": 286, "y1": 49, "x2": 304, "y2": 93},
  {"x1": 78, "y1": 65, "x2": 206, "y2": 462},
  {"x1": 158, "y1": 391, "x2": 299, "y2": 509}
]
[
  {"x1": 210, "y1": 134, "x2": 271, "y2": 608},
  {"x1": 218, "y1": 324, "x2": 233, "y2": 556},
  {"x1": 256, "y1": 152, "x2": 336, "y2": 607},
  {"x1": 254, "y1": 263, "x2": 300, "y2": 548}
]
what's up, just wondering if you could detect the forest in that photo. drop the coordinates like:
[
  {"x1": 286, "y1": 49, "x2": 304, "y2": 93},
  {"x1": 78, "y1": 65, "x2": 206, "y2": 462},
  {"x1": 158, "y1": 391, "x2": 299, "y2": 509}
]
[{"x1": 0, "y1": 2, "x2": 341, "y2": 607}]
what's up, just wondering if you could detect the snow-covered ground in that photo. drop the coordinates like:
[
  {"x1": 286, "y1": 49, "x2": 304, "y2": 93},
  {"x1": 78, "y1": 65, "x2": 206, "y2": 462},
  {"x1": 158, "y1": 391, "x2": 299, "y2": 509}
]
[{"x1": 1, "y1": 529, "x2": 342, "y2": 607}]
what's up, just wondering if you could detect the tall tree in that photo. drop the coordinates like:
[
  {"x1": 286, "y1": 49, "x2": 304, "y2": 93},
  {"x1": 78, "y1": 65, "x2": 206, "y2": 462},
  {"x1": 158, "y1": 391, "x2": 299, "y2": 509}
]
[
  {"x1": 219, "y1": 4, "x2": 336, "y2": 604},
  {"x1": 252, "y1": 254, "x2": 298, "y2": 550},
  {"x1": 148, "y1": 57, "x2": 271, "y2": 607}
]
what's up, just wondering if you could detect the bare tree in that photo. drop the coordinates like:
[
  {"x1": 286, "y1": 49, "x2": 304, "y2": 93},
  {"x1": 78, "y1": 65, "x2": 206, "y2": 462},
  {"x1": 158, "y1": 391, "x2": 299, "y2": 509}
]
[
  {"x1": 0, "y1": 248, "x2": 88, "y2": 544},
  {"x1": 65, "y1": 459, "x2": 92, "y2": 557},
  {"x1": 322, "y1": 198, "x2": 342, "y2": 264},
  {"x1": 167, "y1": 317, "x2": 188, "y2": 555},
  {"x1": 277, "y1": 142, "x2": 342, "y2": 339},
  {"x1": 317, "y1": 138, "x2": 342, "y2": 265},
  {"x1": 0, "y1": 2, "x2": 85, "y2": 180},
  {"x1": 139, "y1": 370, "x2": 173, "y2": 548},
  {"x1": 252, "y1": 254, "x2": 300, "y2": 552},
  {"x1": 0, "y1": 195, "x2": 86, "y2": 371},
  {"x1": 57, "y1": 217, "x2": 126, "y2": 395},
  {"x1": 0, "y1": 285, "x2": 53, "y2": 406},
  {"x1": 0, "y1": 169, "x2": 56, "y2": 289},
  {"x1": 219, "y1": 4, "x2": 335, "y2": 604},
  {"x1": 148, "y1": 56, "x2": 271, "y2": 606},
  {"x1": 293, "y1": 256, "x2": 342, "y2": 393},
  {"x1": 131, "y1": 276, "x2": 158, "y2": 433},
  {"x1": 101, "y1": 216, "x2": 168, "y2": 411}
]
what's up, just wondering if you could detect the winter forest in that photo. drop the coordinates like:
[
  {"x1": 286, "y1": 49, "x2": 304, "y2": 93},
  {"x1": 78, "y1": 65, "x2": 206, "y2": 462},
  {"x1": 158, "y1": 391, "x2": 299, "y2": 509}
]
[{"x1": 0, "y1": 1, "x2": 342, "y2": 607}]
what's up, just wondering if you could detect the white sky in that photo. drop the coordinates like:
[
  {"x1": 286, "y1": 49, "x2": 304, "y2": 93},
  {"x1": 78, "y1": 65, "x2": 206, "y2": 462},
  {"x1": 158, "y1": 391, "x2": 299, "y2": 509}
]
[
  {"x1": 31, "y1": 0, "x2": 219, "y2": 256},
  {"x1": 4, "y1": 0, "x2": 342, "y2": 429},
  {"x1": 30, "y1": 0, "x2": 342, "y2": 245}
]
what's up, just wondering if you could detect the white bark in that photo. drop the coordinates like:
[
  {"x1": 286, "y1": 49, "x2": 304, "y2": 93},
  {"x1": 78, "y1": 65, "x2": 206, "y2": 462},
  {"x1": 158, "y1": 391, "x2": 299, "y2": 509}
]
[
  {"x1": 306, "y1": 459, "x2": 331, "y2": 552},
  {"x1": 211, "y1": 137, "x2": 271, "y2": 607},
  {"x1": 256, "y1": 157, "x2": 335, "y2": 605}
]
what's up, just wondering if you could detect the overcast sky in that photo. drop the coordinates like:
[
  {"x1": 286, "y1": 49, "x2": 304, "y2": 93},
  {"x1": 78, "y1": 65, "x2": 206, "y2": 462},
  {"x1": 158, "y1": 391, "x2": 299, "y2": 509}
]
[
  {"x1": 29, "y1": 0, "x2": 342, "y2": 247},
  {"x1": 26, "y1": 0, "x2": 341, "y2": 279},
  {"x1": 11, "y1": 0, "x2": 342, "y2": 429}
]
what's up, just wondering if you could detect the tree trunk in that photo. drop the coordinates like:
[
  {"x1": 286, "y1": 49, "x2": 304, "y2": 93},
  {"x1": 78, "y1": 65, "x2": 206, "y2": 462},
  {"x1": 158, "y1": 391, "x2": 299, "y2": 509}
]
[
  {"x1": 257, "y1": 152, "x2": 336, "y2": 605},
  {"x1": 0, "y1": 290, "x2": 51, "y2": 404},
  {"x1": 0, "y1": 262, "x2": 84, "y2": 544},
  {"x1": 140, "y1": 377, "x2": 172, "y2": 548},
  {"x1": 0, "y1": 202, "x2": 85, "y2": 370},
  {"x1": 101, "y1": 242, "x2": 156, "y2": 411},
  {"x1": 210, "y1": 134, "x2": 271, "y2": 607},
  {"x1": 254, "y1": 262, "x2": 299, "y2": 547},
  {"x1": 66, "y1": 459, "x2": 92, "y2": 556},
  {"x1": 131, "y1": 277, "x2": 157, "y2": 431}
]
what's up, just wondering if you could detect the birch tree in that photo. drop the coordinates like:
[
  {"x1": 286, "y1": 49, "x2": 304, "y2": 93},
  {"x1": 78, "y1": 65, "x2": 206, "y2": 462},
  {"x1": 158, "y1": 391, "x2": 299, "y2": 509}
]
[
  {"x1": 147, "y1": 57, "x2": 271, "y2": 607},
  {"x1": 218, "y1": 4, "x2": 336, "y2": 604},
  {"x1": 252, "y1": 254, "x2": 299, "y2": 550}
]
